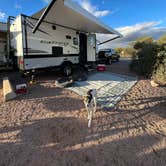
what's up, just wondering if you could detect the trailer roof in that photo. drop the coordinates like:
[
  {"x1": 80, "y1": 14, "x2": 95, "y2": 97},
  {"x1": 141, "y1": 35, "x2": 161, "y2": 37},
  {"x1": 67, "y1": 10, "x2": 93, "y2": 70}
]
[{"x1": 32, "y1": 0, "x2": 122, "y2": 36}]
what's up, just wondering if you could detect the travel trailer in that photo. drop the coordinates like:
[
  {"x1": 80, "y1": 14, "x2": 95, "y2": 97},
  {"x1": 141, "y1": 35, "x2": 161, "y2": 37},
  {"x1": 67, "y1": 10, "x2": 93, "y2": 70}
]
[
  {"x1": 9, "y1": 0, "x2": 122, "y2": 75},
  {"x1": 0, "y1": 22, "x2": 7, "y2": 65}
]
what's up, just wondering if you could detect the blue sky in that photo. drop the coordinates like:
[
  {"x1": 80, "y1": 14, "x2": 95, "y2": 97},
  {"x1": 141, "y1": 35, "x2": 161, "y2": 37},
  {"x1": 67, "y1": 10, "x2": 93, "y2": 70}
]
[{"x1": 0, "y1": 0, "x2": 166, "y2": 47}]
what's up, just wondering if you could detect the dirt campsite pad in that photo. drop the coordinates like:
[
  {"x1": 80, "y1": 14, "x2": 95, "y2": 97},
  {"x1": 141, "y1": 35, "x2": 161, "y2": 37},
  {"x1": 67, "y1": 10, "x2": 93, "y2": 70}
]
[
  {"x1": 67, "y1": 72, "x2": 137, "y2": 108},
  {"x1": 0, "y1": 60, "x2": 166, "y2": 166}
]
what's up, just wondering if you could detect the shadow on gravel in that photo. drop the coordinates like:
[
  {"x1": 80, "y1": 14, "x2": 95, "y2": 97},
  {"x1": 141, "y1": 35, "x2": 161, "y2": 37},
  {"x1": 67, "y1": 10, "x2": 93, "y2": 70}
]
[
  {"x1": 0, "y1": 116, "x2": 165, "y2": 166},
  {"x1": 89, "y1": 95, "x2": 166, "y2": 146},
  {"x1": 115, "y1": 96, "x2": 166, "y2": 119},
  {"x1": 14, "y1": 83, "x2": 84, "y2": 112},
  {"x1": 16, "y1": 84, "x2": 62, "y2": 100},
  {"x1": 42, "y1": 96, "x2": 84, "y2": 112}
]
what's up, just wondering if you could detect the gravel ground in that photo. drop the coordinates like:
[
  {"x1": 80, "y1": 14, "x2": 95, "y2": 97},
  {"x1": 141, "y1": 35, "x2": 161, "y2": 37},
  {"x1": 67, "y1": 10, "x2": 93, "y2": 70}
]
[{"x1": 0, "y1": 59, "x2": 166, "y2": 166}]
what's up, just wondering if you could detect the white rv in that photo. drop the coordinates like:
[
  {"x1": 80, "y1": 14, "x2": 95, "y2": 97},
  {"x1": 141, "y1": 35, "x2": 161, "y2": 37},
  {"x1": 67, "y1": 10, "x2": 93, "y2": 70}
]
[{"x1": 9, "y1": 0, "x2": 121, "y2": 75}]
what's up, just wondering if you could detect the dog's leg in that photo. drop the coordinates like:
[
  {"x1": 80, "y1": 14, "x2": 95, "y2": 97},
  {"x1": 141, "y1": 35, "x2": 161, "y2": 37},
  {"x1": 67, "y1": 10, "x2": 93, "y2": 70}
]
[
  {"x1": 88, "y1": 107, "x2": 93, "y2": 128},
  {"x1": 88, "y1": 103, "x2": 94, "y2": 128},
  {"x1": 87, "y1": 108, "x2": 91, "y2": 120},
  {"x1": 83, "y1": 101, "x2": 89, "y2": 120},
  {"x1": 86, "y1": 104, "x2": 91, "y2": 120},
  {"x1": 93, "y1": 97, "x2": 97, "y2": 113}
]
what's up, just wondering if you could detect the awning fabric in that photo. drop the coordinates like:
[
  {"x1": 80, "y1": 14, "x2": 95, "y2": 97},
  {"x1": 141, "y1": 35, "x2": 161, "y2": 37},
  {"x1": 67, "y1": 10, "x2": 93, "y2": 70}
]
[{"x1": 32, "y1": 0, "x2": 122, "y2": 37}]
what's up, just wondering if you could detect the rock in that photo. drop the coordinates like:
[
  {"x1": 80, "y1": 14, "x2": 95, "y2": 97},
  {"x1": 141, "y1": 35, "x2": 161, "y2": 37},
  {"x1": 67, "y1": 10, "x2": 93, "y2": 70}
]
[
  {"x1": 3, "y1": 77, "x2": 17, "y2": 101},
  {"x1": 150, "y1": 80, "x2": 159, "y2": 87},
  {"x1": 55, "y1": 78, "x2": 74, "y2": 88}
]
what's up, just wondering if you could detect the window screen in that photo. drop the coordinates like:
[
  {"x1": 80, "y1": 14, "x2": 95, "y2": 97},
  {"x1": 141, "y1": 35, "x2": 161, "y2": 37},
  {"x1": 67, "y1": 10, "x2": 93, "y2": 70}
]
[{"x1": 66, "y1": 35, "x2": 72, "y2": 39}]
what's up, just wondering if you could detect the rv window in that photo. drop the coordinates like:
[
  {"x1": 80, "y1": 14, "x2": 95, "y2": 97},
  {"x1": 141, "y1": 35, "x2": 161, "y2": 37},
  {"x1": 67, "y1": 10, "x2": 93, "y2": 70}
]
[
  {"x1": 52, "y1": 47, "x2": 63, "y2": 56},
  {"x1": 66, "y1": 35, "x2": 71, "y2": 39},
  {"x1": 73, "y1": 37, "x2": 78, "y2": 45}
]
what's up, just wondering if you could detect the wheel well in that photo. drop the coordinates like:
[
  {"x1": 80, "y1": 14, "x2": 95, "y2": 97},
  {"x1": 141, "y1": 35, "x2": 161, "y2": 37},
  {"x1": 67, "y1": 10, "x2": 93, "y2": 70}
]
[{"x1": 61, "y1": 61, "x2": 73, "y2": 67}]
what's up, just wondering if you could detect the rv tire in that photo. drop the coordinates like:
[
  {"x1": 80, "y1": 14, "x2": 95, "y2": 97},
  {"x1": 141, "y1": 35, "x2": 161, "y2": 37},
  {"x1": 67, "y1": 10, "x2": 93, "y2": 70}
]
[
  {"x1": 12, "y1": 56, "x2": 18, "y2": 70},
  {"x1": 108, "y1": 58, "x2": 112, "y2": 65}
]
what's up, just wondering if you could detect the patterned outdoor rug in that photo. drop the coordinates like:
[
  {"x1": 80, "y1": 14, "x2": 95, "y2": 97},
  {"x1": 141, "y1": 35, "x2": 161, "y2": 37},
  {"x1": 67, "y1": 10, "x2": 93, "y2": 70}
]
[{"x1": 67, "y1": 72, "x2": 137, "y2": 109}]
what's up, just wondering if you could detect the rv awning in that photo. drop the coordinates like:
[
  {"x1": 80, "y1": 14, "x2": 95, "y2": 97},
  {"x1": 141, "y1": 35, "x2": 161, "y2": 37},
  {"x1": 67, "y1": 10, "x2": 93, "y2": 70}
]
[{"x1": 32, "y1": 0, "x2": 122, "y2": 37}]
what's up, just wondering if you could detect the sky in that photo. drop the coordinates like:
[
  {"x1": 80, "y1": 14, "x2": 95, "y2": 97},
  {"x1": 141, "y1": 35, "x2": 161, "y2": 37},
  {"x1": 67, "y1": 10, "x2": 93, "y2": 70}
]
[{"x1": 0, "y1": 0, "x2": 166, "y2": 48}]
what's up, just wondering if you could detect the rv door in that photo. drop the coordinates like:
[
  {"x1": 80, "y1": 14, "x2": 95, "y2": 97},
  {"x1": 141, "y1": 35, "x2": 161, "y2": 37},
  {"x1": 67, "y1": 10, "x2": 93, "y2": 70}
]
[{"x1": 87, "y1": 34, "x2": 96, "y2": 62}]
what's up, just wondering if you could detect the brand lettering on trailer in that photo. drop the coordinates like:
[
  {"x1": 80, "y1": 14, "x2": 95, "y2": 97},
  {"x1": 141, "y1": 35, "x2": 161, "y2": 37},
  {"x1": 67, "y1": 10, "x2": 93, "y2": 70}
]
[{"x1": 40, "y1": 40, "x2": 69, "y2": 46}]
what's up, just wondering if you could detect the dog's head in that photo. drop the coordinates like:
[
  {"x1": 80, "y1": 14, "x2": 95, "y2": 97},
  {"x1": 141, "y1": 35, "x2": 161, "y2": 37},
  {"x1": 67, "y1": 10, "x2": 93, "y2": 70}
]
[
  {"x1": 83, "y1": 89, "x2": 97, "y2": 104},
  {"x1": 83, "y1": 94, "x2": 92, "y2": 104}
]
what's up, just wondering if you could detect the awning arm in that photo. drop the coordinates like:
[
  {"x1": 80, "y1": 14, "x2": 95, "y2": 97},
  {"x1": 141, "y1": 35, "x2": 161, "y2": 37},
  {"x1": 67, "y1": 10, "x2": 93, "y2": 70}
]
[
  {"x1": 32, "y1": 0, "x2": 56, "y2": 33},
  {"x1": 98, "y1": 35, "x2": 121, "y2": 46}
]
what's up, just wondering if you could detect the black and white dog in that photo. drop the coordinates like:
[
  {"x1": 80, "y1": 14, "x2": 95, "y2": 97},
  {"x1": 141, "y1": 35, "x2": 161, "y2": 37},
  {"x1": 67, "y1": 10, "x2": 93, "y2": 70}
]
[{"x1": 83, "y1": 89, "x2": 97, "y2": 128}]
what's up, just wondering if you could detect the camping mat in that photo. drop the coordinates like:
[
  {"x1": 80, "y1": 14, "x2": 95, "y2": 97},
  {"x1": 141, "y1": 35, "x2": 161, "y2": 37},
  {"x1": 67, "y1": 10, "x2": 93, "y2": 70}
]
[{"x1": 67, "y1": 72, "x2": 137, "y2": 109}]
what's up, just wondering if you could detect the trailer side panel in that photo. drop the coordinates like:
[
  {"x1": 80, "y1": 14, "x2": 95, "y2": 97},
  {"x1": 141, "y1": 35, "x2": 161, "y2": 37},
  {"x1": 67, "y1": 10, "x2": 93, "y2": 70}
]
[{"x1": 23, "y1": 16, "x2": 80, "y2": 70}]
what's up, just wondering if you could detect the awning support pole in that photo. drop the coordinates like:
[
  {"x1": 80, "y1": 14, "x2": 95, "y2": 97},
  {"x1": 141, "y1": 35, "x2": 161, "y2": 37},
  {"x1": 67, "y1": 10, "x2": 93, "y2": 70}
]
[
  {"x1": 32, "y1": 0, "x2": 57, "y2": 33},
  {"x1": 98, "y1": 36, "x2": 120, "y2": 46}
]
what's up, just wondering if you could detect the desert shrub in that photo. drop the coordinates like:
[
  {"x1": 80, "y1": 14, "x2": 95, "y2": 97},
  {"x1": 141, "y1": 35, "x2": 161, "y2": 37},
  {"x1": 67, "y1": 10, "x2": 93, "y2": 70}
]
[
  {"x1": 123, "y1": 47, "x2": 136, "y2": 57},
  {"x1": 129, "y1": 38, "x2": 166, "y2": 85},
  {"x1": 130, "y1": 42, "x2": 158, "y2": 76},
  {"x1": 157, "y1": 35, "x2": 166, "y2": 45},
  {"x1": 152, "y1": 45, "x2": 166, "y2": 85},
  {"x1": 115, "y1": 47, "x2": 136, "y2": 58},
  {"x1": 133, "y1": 36, "x2": 154, "y2": 44},
  {"x1": 115, "y1": 47, "x2": 123, "y2": 54}
]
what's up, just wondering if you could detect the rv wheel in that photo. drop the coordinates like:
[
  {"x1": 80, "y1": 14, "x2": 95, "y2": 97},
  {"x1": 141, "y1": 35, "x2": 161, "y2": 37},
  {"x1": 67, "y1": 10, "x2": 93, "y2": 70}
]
[
  {"x1": 62, "y1": 65, "x2": 72, "y2": 76},
  {"x1": 108, "y1": 58, "x2": 112, "y2": 65},
  {"x1": 12, "y1": 56, "x2": 18, "y2": 70},
  {"x1": 106, "y1": 58, "x2": 112, "y2": 65}
]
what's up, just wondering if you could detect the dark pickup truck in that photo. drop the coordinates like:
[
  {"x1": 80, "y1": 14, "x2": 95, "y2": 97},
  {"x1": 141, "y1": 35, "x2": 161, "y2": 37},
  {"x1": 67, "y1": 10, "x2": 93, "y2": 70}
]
[{"x1": 97, "y1": 49, "x2": 120, "y2": 64}]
